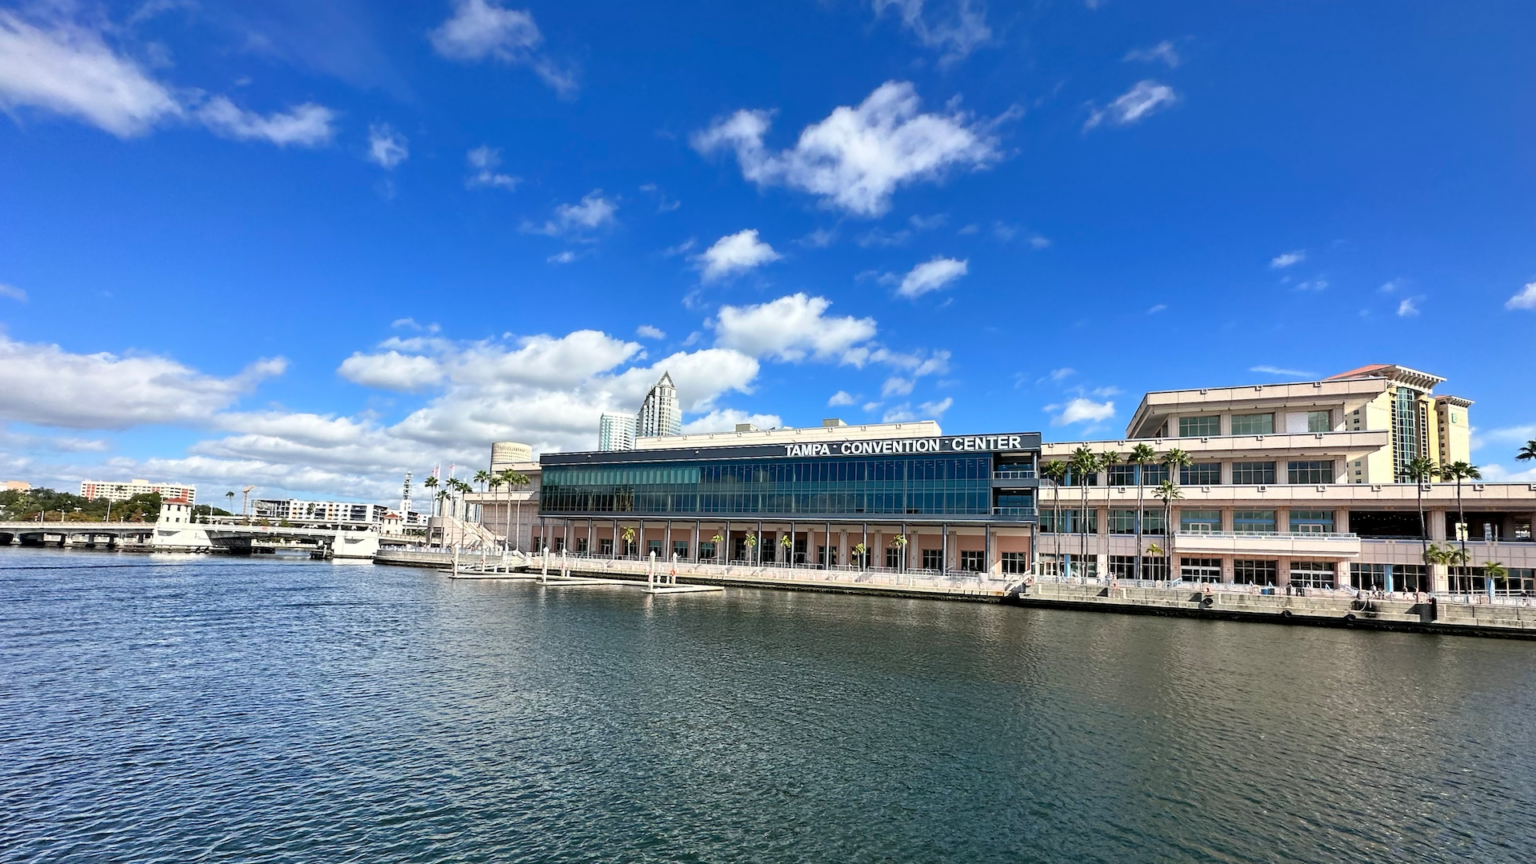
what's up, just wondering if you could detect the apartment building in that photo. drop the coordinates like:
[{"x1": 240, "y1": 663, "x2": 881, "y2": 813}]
[{"x1": 80, "y1": 479, "x2": 196, "y2": 503}]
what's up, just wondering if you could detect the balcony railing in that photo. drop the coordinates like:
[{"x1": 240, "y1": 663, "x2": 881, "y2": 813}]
[
  {"x1": 1177, "y1": 530, "x2": 1358, "y2": 541},
  {"x1": 993, "y1": 470, "x2": 1036, "y2": 481},
  {"x1": 992, "y1": 507, "x2": 1037, "y2": 520}
]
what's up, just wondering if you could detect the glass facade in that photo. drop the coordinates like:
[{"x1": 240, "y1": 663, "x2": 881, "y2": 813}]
[
  {"x1": 1233, "y1": 510, "x2": 1277, "y2": 534},
  {"x1": 1181, "y1": 509, "x2": 1221, "y2": 532},
  {"x1": 1181, "y1": 463, "x2": 1222, "y2": 485},
  {"x1": 1232, "y1": 461, "x2": 1276, "y2": 484},
  {"x1": 1307, "y1": 410, "x2": 1332, "y2": 433},
  {"x1": 1179, "y1": 416, "x2": 1221, "y2": 437},
  {"x1": 1288, "y1": 460, "x2": 1334, "y2": 484},
  {"x1": 1108, "y1": 464, "x2": 1168, "y2": 486},
  {"x1": 1392, "y1": 386, "x2": 1422, "y2": 481},
  {"x1": 1231, "y1": 413, "x2": 1275, "y2": 435},
  {"x1": 542, "y1": 454, "x2": 1004, "y2": 518},
  {"x1": 1289, "y1": 510, "x2": 1335, "y2": 533}
]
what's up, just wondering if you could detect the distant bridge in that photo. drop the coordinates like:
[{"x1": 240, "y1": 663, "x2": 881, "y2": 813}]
[{"x1": 0, "y1": 520, "x2": 410, "y2": 559}]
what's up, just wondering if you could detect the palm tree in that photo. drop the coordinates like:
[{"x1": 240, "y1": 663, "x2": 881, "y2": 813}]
[
  {"x1": 498, "y1": 469, "x2": 530, "y2": 551},
  {"x1": 1401, "y1": 456, "x2": 1438, "y2": 567},
  {"x1": 892, "y1": 533, "x2": 908, "y2": 572},
  {"x1": 224, "y1": 491, "x2": 235, "y2": 514},
  {"x1": 1069, "y1": 446, "x2": 1099, "y2": 579},
  {"x1": 473, "y1": 469, "x2": 490, "y2": 494},
  {"x1": 780, "y1": 534, "x2": 794, "y2": 567},
  {"x1": 710, "y1": 532, "x2": 724, "y2": 561},
  {"x1": 1160, "y1": 447, "x2": 1192, "y2": 488},
  {"x1": 1127, "y1": 443, "x2": 1157, "y2": 581},
  {"x1": 852, "y1": 542, "x2": 867, "y2": 571},
  {"x1": 423, "y1": 475, "x2": 440, "y2": 516},
  {"x1": 1153, "y1": 479, "x2": 1183, "y2": 581},
  {"x1": 745, "y1": 532, "x2": 759, "y2": 566},
  {"x1": 1518, "y1": 440, "x2": 1536, "y2": 463},
  {"x1": 1440, "y1": 460, "x2": 1482, "y2": 565},
  {"x1": 1097, "y1": 450, "x2": 1120, "y2": 580},
  {"x1": 1484, "y1": 561, "x2": 1508, "y2": 597},
  {"x1": 1040, "y1": 460, "x2": 1068, "y2": 576},
  {"x1": 622, "y1": 526, "x2": 636, "y2": 557}
]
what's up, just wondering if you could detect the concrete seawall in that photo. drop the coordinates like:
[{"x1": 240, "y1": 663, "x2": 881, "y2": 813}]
[{"x1": 1015, "y1": 583, "x2": 1536, "y2": 638}]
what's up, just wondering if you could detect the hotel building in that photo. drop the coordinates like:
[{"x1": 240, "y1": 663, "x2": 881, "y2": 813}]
[
  {"x1": 507, "y1": 364, "x2": 1535, "y2": 595},
  {"x1": 80, "y1": 479, "x2": 196, "y2": 504},
  {"x1": 597, "y1": 372, "x2": 683, "y2": 451}
]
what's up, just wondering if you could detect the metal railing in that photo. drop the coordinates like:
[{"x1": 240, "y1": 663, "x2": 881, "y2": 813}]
[
  {"x1": 1174, "y1": 530, "x2": 1359, "y2": 541},
  {"x1": 993, "y1": 470, "x2": 1036, "y2": 481},
  {"x1": 992, "y1": 507, "x2": 1037, "y2": 520}
]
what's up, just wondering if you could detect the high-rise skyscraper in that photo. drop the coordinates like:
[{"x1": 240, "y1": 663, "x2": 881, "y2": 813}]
[
  {"x1": 636, "y1": 372, "x2": 682, "y2": 439},
  {"x1": 599, "y1": 413, "x2": 637, "y2": 451}
]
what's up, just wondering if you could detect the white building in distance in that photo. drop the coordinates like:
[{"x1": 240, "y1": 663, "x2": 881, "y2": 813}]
[{"x1": 80, "y1": 479, "x2": 196, "y2": 503}]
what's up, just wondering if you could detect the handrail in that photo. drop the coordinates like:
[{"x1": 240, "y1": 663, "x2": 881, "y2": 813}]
[
  {"x1": 993, "y1": 470, "x2": 1036, "y2": 480},
  {"x1": 1175, "y1": 531, "x2": 1358, "y2": 541}
]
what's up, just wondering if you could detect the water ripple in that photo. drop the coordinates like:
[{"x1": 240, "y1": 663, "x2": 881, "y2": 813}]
[{"x1": 2, "y1": 548, "x2": 1535, "y2": 862}]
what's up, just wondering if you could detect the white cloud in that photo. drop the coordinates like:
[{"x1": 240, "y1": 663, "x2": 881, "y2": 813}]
[
  {"x1": 692, "y1": 80, "x2": 1002, "y2": 217},
  {"x1": 883, "y1": 396, "x2": 952, "y2": 423},
  {"x1": 882, "y1": 377, "x2": 914, "y2": 397},
  {"x1": 799, "y1": 228, "x2": 837, "y2": 249},
  {"x1": 197, "y1": 96, "x2": 336, "y2": 147},
  {"x1": 1397, "y1": 297, "x2": 1420, "y2": 317},
  {"x1": 1147, "y1": 303, "x2": 1167, "y2": 314},
  {"x1": 1084, "y1": 80, "x2": 1176, "y2": 130},
  {"x1": 337, "y1": 351, "x2": 444, "y2": 392},
  {"x1": 680, "y1": 410, "x2": 783, "y2": 434},
  {"x1": 1295, "y1": 279, "x2": 1328, "y2": 292},
  {"x1": 1379, "y1": 278, "x2": 1404, "y2": 293},
  {"x1": 523, "y1": 190, "x2": 617, "y2": 238},
  {"x1": 0, "y1": 13, "x2": 335, "y2": 148},
  {"x1": 547, "y1": 250, "x2": 579, "y2": 265},
  {"x1": 1506, "y1": 282, "x2": 1536, "y2": 311},
  {"x1": 1270, "y1": 250, "x2": 1306, "y2": 269},
  {"x1": 429, "y1": 0, "x2": 575, "y2": 95},
  {"x1": 892, "y1": 256, "x2": 967, "y2": 298},
  {"x1": 367, "y1": 123, "x2": 409, "y2": 169},
  {"x1": 1250, "y1": 365, "x2": 1316, "y2": 378},
  {"x1": 466, "y1": 145, "x2": 520, "y2": 190},
  {"x1": 696, "y1": 229, "x2": 782, "y2": 282},
  {"x1": 1479, "y1": 463, "x2": 1536, "y2": 484},
  {"x1": 1124, "y1": 40, "x2": 1180, "y2": 67},
  {"x1": 828, "y1": 390, "x2": 857, "y2": 406},
  {"x1": 0, "y1": 12, "x2": 181, "y2": 137},
  {"x1": 857, "y1": 227, "x2": 912, "y2": 248},
  {"x1": 713, "y1": 293, "x2": 877, "y2": 364},
  {"x1": 636, "y1": 325, "x2": 665, "y2": 340},
  {"x1": 1048, "y1": 397, "x2": 1115, "y2": 426},
  {"x1": 1048, "y1": 367, "x2": 1074, "y2": 382},
  {"x1": 0, "y1": 283, "x2": 25, "y2": 302},
  {"x1": 0, "y1": 334, "x2": 285, "y2": 430},
  {"x1": 871, "y1": 0, "x2": 991, "y2": 63}
]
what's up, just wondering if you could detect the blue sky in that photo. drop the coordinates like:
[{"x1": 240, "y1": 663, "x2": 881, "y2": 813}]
[{"x1": 1, "y1": 0, "x2": 1533, "y2": 503}]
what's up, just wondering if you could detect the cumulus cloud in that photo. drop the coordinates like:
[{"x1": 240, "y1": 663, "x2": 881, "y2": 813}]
[
  {"x1": 890, "y1": 256, "x2": 967, "y2": 298},
  {"x1": 1084, "y1": 80, "x2": 1176, "y2": 130},
  {"x1": 883, "y1": 397, "x2": 952, "y2": 423},
  {"x1": 712, "y1": 293, "x2": 877, "y2": 364},
  {"x1": 0, "y1": 334, "x2": 285, "y2": 430},
  {"x1": 196, "y1": 96, "x2": 336, "y2": 147},
  {"x1": 871, "y1": 0, "x2": 991, "y2": 63},
  {"x1": 1250, "y1": 365, "x2": 1317, "y2": 378},
  {"x1": 1270, "y1": 250, "x2": 1306, "y2": 269},
  {"x1": 828, "y1": 390, "x2": 857, "y2": 406},
  {"x1": 1294, "y1": 278, "x2": 1328, "y2": 292},
  {"x1": 367, "y1": 123, "x2": 409, "y2": 168},
  {"x1": 692, "y1": 80, "x2": 1002, "y2": 217},
  {"x1": 0, "y1": 11, "x2": 181, "y2": 137},
  {"x1": 466, "y1": 145, "x2": 519, "y2": 189},
  {"x1": 681, "y1": 410, "x2": 783, "y2": 434},
  {"x1": 523, "y1": 190, "x2": 617, "y2": 238},
  {"x1": 429, "y1": 0, "x2": 575, "y2": 95},
  {"x1": 337, "y1": 351, "x2": 444, "y2": 392},
  {"x1": 636, "y1": 325, "x2": 665, "y2": 340},
  {"x1": 1506, "y1": 282, "x2": 1536, "y2": 311},
  {"x1": 882, "y1": 377, "x2": 915, "y2": 397},
  {"x1": 1124, "y1": 40, "x2": 1180, "y2": 67},
  {"x1": 696, "y1": 229, "x2": 782, "y2": 282},
  {"x1": 1048, "y1": 397, "x2": 1115, "y2": 426},
  {"x1": 0, "y1": 283, "x2": 25, "y2": 302},
  {"x1": 1397, "y1": 297, "x2": 1420, "y2": 317}
]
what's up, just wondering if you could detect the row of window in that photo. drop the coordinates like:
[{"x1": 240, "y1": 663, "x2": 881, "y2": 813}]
[
  {"x1": 1051, "y1": 460, "x2": 1335, "y2": 487},
  {"x1": 1177, "y1": 411, "x2": 1331, "y2": 438},
  {"x1": 1039, "y1": 508, "x2": 1338, "y2": 534},
  {"x1": 542, "y1": 490, "x2": 996, "y2": 516},
  {"x1": 545, "y1": 456, "x2": 997, "y2": 490}
]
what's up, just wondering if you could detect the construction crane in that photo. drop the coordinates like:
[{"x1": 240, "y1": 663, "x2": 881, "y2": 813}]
[{"x1": 241, "y1": 485, "x2": 255, "y2": 519}]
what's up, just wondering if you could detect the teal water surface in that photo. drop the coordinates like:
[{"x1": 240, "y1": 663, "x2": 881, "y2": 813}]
[{"x1": 2, "y1": 547, "x2": 1534, "y2": 863}]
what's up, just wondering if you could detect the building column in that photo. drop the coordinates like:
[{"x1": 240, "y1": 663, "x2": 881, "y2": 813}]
[
  {"x1": 1429, "y1": 509, "x2": 1448, "y2": 542},
  {"x1": 693, "y1": 521, "x2": 701, "y2": 561},
  {"x1": 1335, "y1": 510, "x2": 1350, "y2": 535},
  {"x1": 1276, "y1": 557, "x2": 1291, "y2": 589},
  {"x1": 941, "y1": 523, "x2": 949, "y2": 575}
]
